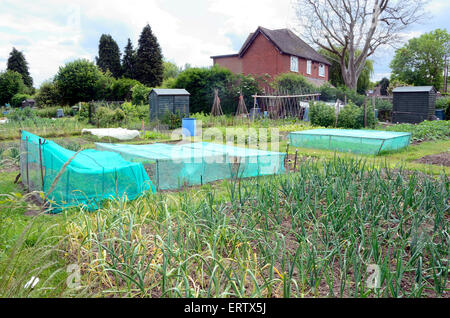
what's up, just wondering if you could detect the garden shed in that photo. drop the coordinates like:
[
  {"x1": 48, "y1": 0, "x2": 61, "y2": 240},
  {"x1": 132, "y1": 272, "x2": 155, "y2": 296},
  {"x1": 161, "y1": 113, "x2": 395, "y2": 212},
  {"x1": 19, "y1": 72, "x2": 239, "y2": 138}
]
[
  {"x1": 392, "y1": 86, "x2": 436, "y2": 124},
  {"x1": 149, "y1": 88, "x2": 190, "y2": 121}
]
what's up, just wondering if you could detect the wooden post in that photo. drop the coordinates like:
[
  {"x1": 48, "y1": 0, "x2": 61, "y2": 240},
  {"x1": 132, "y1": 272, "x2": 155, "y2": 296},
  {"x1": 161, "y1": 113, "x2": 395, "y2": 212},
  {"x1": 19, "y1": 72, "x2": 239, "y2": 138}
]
[
  {"x1": 364, "y1": 99, "x2": 367, "y2": 128},
  {"x1": 156, "y1": 160, "x2": 160, "y2": 191},
  {"x1": 285, "y1": 142, "x2": 290, "y2": 173},
  {"x1": 293, "y1": 150, "x2": 298, "y2": 172},
  {"x1": 39, "y1": 138, "x2": 44, "y2": 190},
  {"x1": 372, "y1": 96, "x2": 376, "y2": 121}
]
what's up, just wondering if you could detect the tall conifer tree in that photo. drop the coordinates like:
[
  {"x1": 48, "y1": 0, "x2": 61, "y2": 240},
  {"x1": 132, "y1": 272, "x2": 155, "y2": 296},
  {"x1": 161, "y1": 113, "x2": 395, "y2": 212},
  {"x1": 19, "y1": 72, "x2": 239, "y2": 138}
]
[
  {"x1": 122, "y1": 38, "x2": 137, "y2": 79},
  {"x1": 96, "y1": 34, "x2": 122, "y2": 78},
  {"x1": 135, "y1": 24, "x2": 163, "y2": 86},
  {"x1": 7, "y1": 47, "x2": 33, "y2": 87}
]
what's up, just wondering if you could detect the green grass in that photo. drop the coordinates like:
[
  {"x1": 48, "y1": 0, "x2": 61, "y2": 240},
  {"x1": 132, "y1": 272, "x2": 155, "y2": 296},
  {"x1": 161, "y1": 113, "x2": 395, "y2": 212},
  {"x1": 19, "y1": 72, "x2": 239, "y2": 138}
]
[
  {"x1": 0, "y1": 117, "x2": 93, "y2": 141},
  {"x1": 0, "y1": 172, "x2": 84, "y2": 297},
  {"x1": 0, "y1": 117, "x2": 448, "y2": 298}
]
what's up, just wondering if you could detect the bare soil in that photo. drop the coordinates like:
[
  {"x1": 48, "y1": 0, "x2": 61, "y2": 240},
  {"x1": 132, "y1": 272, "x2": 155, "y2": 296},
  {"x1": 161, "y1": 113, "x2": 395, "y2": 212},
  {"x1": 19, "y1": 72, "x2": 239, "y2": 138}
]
[{"x1": 415, "y1": 152, "x2": 450, "y2": 166}]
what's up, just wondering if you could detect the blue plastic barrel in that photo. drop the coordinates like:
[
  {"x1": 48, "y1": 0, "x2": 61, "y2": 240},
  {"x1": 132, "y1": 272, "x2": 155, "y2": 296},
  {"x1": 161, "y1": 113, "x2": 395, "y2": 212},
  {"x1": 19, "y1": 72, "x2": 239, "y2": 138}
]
[
  {"x1": 435, "y1": 109, "x2": 445, "y2": 120},
  {"x1": 374, "y1": 109, "x2": 379, "y2": 120},
  {"x1": 182, "y1": 118, "x2": 196, "y2": 136}
]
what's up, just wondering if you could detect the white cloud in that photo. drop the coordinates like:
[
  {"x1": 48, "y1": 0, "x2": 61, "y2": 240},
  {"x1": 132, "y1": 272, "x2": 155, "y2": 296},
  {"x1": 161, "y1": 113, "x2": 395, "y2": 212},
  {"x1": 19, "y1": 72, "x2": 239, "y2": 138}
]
[
  {"x1": 426, "y1": 0, "x2": 450, "y2": 15},
  {"x1": 372, "y1": 72, "x2": 392, "y2": 82},
  {"x1": 0, "y1": 1, "x2": 89, "y2": 85},
  {"x1": 208, "y1": 0, "x2": 297, "y2": 37}
]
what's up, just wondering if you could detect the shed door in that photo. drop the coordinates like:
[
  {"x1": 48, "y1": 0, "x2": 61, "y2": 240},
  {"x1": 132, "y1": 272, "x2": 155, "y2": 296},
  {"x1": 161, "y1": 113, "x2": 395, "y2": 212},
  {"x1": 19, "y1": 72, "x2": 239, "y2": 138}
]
[{"x1": 174, "y1": 96, "x2": 189, "y2": 116}]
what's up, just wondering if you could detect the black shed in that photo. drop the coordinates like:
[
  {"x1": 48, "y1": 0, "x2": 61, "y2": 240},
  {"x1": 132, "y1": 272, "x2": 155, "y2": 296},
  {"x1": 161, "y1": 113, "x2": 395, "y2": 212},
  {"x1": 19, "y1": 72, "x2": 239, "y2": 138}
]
[
  {"x1": 149, "y1": 88, "x2": 190, "y2": 121},
  {"x1": 392, "y1": 86, "x2": 436, "y2": 124}
]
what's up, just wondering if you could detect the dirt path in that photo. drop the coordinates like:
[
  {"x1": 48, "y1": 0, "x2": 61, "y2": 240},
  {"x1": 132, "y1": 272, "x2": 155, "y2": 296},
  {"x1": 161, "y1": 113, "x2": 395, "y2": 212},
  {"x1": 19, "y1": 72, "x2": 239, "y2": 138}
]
[{"x1": 414, "y1": 152, "x2": 450, "y2": 166}]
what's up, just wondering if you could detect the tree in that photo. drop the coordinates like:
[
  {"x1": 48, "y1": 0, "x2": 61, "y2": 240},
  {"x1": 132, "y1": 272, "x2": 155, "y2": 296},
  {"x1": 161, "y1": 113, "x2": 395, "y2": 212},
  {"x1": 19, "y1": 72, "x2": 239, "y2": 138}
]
[
  {"x1": 55, "y1": 59, "x2": 110, "y2": 105},
  {"x1": 390, "y1": 29, "x2": 450, "y2": 90},
  {"x1": 379, "y1": 77, "x2": 389, "y2": 95},
  {"x1": 163, "y1": 61, "x2": 181, "y2": 80},
  {"x1": 387, "y1": 78, "x2": 410, "y2": 95},
  {"x1": 111, "y1": 77, "x2": 141, "y2": 101},
  {"x1": 96, "y1": 34, "x2": 122, "y2": 78},
  {"x1": 35, "y1": 81, "x2": 61, "y2": 107},
  {"x1": 122, "y1": 38, "x2": 137, "y2": 79},
  {"x1": 7, "y1": 47, "x2": 33, "y2": 87},
  {"x1": 295, "y1": 0, "x2": 426, "y2": 90},
  {"x1": 0, "y1": 70, "x2": 26, "y2": 105},
  {"x1": 171, "y1": 65, "x2": 261, "y2": 114},
  {"x1": 131, "y1": 83, "x2": 151, "y2": 106},
  {"x1": 319, "y1": 48, "x2": 373, "y2": 94},
  {"x1": 135, "y1": 24, "x2": 164, "y2": 87},
  {"x1": 11, "y1": 93, "x2": 32, "y2": 108}
]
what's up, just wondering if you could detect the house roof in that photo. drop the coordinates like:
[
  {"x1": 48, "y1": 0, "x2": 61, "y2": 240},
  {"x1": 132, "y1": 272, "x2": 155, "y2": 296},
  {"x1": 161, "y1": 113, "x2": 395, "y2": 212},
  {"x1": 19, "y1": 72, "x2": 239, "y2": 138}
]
[
  {"x1": 238, "y1": 26, "x2": 331, "y2": 65},
  {"x1": 392, "y1": 86, "x2": 435, "y2": 93},
  {"x1": 304, "y1": 77, "x2": 328, "y2": 88},
  {"x1": 211, "y1": 54, "x2": 239, "y2": 59},
  {"x1": 151, "y1": 88, "x2": 190, "y2": 96}
]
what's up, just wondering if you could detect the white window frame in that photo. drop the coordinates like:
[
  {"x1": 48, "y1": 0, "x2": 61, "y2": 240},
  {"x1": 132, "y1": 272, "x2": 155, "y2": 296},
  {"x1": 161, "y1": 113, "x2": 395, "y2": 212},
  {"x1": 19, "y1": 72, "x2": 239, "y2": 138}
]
[
  {"x1": 290, "y1": 56, "x2": 298, "y2": 72},
  {"x1": 306, "y1": 60, "x2": 312, "y2": 75},
  {"x1": 319, "y1": 63, "x2": 325, "y2": 77}
]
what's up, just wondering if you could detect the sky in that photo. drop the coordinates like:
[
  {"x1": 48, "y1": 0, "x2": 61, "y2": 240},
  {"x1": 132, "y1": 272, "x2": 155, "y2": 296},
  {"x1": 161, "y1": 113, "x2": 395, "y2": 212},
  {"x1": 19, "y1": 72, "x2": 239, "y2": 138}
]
[{"x1": 0, "y1": 0, "x2": 449, "y2": 87}]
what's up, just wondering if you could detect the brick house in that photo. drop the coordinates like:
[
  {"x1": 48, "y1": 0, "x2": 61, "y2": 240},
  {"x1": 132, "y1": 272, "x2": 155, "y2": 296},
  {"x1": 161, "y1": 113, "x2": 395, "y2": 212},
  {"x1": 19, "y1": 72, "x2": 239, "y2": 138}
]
[{"x1": 211, "y1": 26, "x2": 331, "y2": 87}]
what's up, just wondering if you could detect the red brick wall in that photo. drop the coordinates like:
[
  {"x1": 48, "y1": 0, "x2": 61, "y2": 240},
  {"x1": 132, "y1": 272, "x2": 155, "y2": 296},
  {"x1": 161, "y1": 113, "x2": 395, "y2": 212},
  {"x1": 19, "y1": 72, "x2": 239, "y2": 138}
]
[
  {"x1": 240, "y1": 33, "x2": 289, "y2": 77},
  {"x1": 297, "y1": 59, "x2": 329, "y2": 81},
  {"x1": 213, "y1": 31, "x2": 329, "y2": 82},
  {"x1": 213, "y1": 56, "x2": 242, "y2": 74}
]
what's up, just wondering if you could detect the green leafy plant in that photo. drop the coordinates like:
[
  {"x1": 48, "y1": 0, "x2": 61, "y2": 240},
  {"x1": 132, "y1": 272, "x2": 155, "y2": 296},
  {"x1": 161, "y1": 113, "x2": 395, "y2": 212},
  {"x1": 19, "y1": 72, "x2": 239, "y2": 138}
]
[
  {"x1": 10, "y1": 93, "x2": 32, "y2": 108},
  {"x1": 374, "y1": 98, "x2": 393, "y2": 111},
  {"x1": 309, "y1": 102, "x2": 336, "y2": 127},
  {"x1": 161, "y1": 110, "x2": 183, "y2": 129},
  {"x1": 0, "y1": 70, "x2": 26, "y2": 105},
  {"x1": 94, "y1": 107, "x2": 125, "y2": 127},
  {"x1": 337, "y1": 102, "x2": 362, "y2": 128},
  {"x1": 271, "y1": 73, "x2": 315, "y2": 94},
  {"x1": 54, "y1": 59, "x2": 111, "y2": 105},
  {"x1": 143, "y1": 130, "x2": 168, "y2": 140},
  {"x1": 382, "y1": 120, "x2": 450, "y2": 141},
  {"x1": 131, "y1": 83, "x2": 151, "y2": 106},
  {"x1": 111, "y1": 78, "x2": 141, "y2": 101}
]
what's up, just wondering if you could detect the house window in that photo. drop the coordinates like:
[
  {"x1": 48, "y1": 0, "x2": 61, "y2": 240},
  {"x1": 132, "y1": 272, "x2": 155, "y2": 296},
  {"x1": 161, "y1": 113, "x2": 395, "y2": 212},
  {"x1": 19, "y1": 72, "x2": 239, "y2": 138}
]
[
  {"x1": 306, "y1": 60, "x2": 312, "y2": 75},
  {"x1": 290, "y1": 56, "x2": 298, "y2": 72},
  {"x1": 319, "y1": 63, "x2": 325, "y2": 77}
]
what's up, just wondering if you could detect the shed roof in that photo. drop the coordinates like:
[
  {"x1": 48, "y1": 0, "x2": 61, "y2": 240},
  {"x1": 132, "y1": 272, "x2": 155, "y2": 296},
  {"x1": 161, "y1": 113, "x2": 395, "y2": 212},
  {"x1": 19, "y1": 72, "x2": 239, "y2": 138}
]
[
  {"x1": 392, "y1": 86, "x2": 435, "y2": 93},
  {"x1": 151, "y1": 89, "x2": 190, "y2": 96}
]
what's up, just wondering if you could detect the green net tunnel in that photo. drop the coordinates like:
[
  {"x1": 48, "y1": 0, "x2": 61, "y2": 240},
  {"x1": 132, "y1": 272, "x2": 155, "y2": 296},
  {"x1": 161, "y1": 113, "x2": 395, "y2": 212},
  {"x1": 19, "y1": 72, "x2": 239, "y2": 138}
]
[
  {"x1": 288, "y1": 129, "x2": 411, "y2": 155},
  {"x1": 20, "y1": 131, "x2": 154, "y2": 211},
  {"x1": 95, "y1": 142, "x2": 286, "y2": 190}
]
